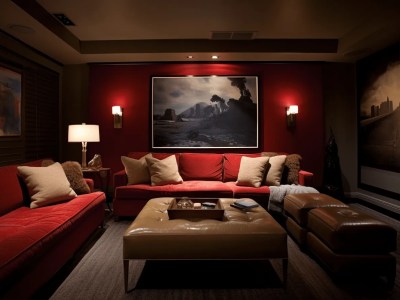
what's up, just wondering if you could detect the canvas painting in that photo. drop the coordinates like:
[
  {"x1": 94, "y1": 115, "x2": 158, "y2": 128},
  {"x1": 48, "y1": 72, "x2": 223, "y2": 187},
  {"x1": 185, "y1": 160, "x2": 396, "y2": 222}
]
[
  {"x1": 151, "y1": 76, "x2": 259, "y2": 149},
  {"x1": 0, "y1": 65, "x2": 21, "y2": 136},
  {"x1": 358, "y1": 44, "x2": 400, "y2": 196}
]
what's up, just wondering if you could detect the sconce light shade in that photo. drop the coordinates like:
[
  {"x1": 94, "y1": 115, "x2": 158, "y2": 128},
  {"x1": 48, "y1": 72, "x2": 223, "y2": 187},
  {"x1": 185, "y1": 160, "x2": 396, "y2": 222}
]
[
  {"x1": 68, "y1": 123, "x2": 100, "y2": 168},
  {"x1": 112, "y1": 106, "x2": 123, "y2": 128},
  {"x1": 286, "y1": 105, "x2": 298, "y2": 128}
]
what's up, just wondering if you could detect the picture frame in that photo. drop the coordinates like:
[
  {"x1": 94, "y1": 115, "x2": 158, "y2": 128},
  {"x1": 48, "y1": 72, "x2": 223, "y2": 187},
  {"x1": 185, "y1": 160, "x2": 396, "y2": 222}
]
[
  {"x1": 0, "y1": 65, "x2": 22, "y2": 137},
  {"x1": 357, "y1": 43, "x2": 400, "y2": 198},
  {"x1": 151, "y1": 75, "x2": 259, "y2": 149}
]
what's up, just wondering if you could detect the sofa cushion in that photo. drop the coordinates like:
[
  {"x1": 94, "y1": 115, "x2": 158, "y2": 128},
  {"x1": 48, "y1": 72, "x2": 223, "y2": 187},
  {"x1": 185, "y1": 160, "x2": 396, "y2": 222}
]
[
  {"x1": 17, "y1": 162, "x2": 77, "y2": 208},
  {"x1": 115, "y1": 184, "x2": 173, "y2": 200},
  {"x1": 225, "y1": 181, "x2": 270, "y2": 205},
  {"x1": 264, "y1": 155, "x2": 287, "y2": 186},
  {"x1": 179, "y1": 153, "x2": 223, "y2": 181},
  {"x1": 168, "y1": 181, "x2": 233, "y2": 198},
  {"x1": 223, "y1": 153, "x2": 261, "y2": 182},
  {"x1": 121, "y1": 154, "x2": 152, "y2": 185},
  {"x1": 146, "y1": 155, "x2": 183, "y2": 186},
  {"x1": 236, "y1": 156, "x2": 269, "y2": 187},
  {"x1": 0, "y1": 165, "x2": 23, "y2": 215}
]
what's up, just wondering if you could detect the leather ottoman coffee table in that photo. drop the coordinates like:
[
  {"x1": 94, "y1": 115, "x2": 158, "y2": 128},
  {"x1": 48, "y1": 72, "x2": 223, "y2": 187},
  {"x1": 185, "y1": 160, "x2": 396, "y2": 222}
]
[{"x1": 123, "y1": 197, "x2": 288, "y2": 292}]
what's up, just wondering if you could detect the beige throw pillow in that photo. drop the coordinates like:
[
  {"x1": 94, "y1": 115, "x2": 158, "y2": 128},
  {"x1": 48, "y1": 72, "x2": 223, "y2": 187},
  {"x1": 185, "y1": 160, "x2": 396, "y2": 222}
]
[
  {"x1": 121, "y1": 154, "x2": 152, "y2": 185},
  {"x1": 17, "y1": 162, "x2": 77, "y2": 208},
  {"x1": 236, "y1": 156, "x2": 269, "y2": 187},
  {"x1": 265, "y1": 155, "x2": 287, "y2": 186},
  {"x1": 145, "y1": 155, "x2": 183, "y2": 186}
]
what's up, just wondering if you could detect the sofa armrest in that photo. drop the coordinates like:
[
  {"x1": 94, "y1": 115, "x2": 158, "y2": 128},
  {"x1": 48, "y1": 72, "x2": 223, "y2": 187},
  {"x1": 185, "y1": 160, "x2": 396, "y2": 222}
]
[
  {"x1": 298, "y1": 170, "x2": 314, "y2": 187},
  {"x1": 114, "y1": 170, "x2": 128, "y2": 188},
  {"x1": 84, "y1": 178, "x2": 95, "y2": 193}
]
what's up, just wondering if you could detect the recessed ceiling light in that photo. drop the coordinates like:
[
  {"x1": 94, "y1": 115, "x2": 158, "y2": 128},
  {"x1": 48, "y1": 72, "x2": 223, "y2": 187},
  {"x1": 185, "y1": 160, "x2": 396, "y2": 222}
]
[
  {"x1": 211, "y1": 55, "x2": 219, "y2": 60},
  {"x1": 187, "y1": 55, "x2": 193, "y2": 59},
  {"x1": 53, "y1": 13, "x2": 75, "y2": 26}
]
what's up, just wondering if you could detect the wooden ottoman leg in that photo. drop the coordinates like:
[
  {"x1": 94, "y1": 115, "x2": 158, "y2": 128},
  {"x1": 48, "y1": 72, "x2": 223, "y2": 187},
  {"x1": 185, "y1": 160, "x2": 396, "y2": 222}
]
[{"x1": 123, "y1": 259, "x2": 129, "y2": 292}]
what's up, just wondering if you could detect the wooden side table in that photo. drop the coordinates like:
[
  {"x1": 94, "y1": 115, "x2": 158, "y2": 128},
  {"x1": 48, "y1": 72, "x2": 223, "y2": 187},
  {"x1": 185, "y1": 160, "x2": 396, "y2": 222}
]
[{"x1": 82, "y1": 167, "x2": 112, "y2": 211}]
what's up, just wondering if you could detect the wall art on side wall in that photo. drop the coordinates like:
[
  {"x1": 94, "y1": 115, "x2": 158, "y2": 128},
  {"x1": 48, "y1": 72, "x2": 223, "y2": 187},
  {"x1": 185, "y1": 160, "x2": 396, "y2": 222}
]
[
  {"x1": 151, "y1": 76, "x2": 259, "y2": 149},
  {"x1": 358, "y1": 43, "x2": 400, "y2": 198},
  {"x1": 0, "y1": 65, "x2": 21, "y2": 137}
]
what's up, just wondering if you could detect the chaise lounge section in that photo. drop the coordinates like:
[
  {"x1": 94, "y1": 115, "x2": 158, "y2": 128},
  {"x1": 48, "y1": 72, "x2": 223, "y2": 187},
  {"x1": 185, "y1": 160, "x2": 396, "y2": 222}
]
[{"x1": 0, "y1": 160, "x2": 106, "y2": 299}]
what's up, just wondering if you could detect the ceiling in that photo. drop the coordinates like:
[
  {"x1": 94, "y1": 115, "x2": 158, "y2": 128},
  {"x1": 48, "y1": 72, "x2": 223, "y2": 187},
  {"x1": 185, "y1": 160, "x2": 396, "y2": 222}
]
[{"x1": 1, "y1": 0, "x2": 400, "y2": 65}]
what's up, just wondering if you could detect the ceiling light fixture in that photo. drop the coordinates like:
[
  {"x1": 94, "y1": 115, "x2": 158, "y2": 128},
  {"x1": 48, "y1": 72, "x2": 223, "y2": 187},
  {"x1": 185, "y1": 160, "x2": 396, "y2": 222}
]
[
  {"x1": 187, "y1": 55, "x2": 193, "y2": 59},
  {"x1": 8, "y1": 24, "x2": 35, "y2": 34},
  {"x1": 53, "y1": 13, "x2": 75, "y2": 26},
  {"x1": 211, "y1": 55, "x2": 219, "y2": 60}
]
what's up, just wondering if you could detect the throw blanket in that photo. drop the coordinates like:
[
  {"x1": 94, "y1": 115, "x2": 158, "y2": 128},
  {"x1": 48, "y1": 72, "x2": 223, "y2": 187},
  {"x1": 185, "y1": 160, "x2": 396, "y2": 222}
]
[{"x1": 268, "y1": 184, "x2": 319, "y2": 214}]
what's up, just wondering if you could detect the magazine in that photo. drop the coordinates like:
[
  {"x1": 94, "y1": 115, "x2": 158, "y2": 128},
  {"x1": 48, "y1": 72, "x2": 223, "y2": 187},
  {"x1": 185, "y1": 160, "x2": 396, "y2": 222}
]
[{"x1": 233, "y1": 198, "x2": 259, "y2": 209}]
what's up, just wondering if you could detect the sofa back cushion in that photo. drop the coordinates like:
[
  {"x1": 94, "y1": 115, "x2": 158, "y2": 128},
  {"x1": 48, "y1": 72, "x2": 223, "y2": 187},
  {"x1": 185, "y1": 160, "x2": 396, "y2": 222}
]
[
  {"x1": 0, "y1": 160, "x2": 45, "y2": 215},
  {"x1": 179, "y1": 153, "x2": 223, "y2": 181},
  {"x1": 0, "y1": 165, "x2": 23, "y2": 215},
  {"x1": 223, "y1": 153, "x2": 261, "y2": 182}
]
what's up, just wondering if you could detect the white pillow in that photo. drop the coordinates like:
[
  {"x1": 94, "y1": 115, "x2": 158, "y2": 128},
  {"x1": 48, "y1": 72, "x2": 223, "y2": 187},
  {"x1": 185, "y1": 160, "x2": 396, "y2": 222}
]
[
  {"x1": 17, "y1": 162, "x2": 77, "y2": 208},
  {"x1": 145, "y1": 155, "x2": 183, "y2": 186},
  {"x1": 236, "y1": 156, "x2": 269, "y2": 187},
  {"x1": 121, "y1": 153, "x2": 152, "y2": 185},
  {"x1": 265, "y1": 155, "x2": 287, "y2": 186}
]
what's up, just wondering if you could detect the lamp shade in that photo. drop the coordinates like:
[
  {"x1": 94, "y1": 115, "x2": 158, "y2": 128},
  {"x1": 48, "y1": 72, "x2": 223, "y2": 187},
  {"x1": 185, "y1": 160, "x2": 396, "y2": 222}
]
[
  {"x1": 68, "y1": 124, "x2": 100, "y2": 142},
  {"x1": 287, "y1": 105, "x2": 298, "y2": 115}
]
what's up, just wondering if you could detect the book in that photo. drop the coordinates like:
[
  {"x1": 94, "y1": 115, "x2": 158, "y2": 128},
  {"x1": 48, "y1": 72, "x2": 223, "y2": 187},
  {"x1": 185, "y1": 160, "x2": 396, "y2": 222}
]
[{"x1": 233, "y1": 198, "x2": 259, "y2": 209}]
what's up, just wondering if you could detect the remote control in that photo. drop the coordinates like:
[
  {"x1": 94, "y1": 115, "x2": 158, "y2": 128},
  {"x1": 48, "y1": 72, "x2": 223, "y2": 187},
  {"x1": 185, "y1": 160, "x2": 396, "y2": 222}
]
[{"x1": 202, "y1": 202, "x2": 216, "y2": 208}]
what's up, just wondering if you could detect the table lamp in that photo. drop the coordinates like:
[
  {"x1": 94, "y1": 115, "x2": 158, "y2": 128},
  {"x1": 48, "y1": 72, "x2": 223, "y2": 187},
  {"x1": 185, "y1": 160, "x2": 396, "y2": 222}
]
[{"x1": 68, "y1": 123, "x2": 100, "y2": 169}]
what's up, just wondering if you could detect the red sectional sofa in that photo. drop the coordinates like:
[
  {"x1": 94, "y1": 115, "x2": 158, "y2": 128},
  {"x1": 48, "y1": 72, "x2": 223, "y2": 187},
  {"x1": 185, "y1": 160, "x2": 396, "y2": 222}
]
[
  {"x1": 113, "y1": 152, "x2": 314, "y2": 218},
  {"x1": 0, "y1": 160, "x2": 106, "y2": 300}
]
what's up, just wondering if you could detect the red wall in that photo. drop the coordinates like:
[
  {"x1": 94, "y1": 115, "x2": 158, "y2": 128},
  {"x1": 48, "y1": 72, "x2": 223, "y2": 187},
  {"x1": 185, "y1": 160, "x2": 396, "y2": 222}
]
[{"x1": 88, "y1": 63, "x2": 324, "y2": 187}]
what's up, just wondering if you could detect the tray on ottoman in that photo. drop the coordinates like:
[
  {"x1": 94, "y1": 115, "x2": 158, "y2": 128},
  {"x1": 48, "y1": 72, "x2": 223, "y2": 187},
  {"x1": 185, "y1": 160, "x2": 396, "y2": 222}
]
[{"x1": 167, "y1": 197, "x2": 224, "y2": 220}]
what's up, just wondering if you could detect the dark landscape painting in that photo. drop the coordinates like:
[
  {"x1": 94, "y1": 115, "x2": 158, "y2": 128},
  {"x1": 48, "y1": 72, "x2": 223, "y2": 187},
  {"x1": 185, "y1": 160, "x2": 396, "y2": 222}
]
[
  {"x1": 151, "y1": 76, "x2": 258, "y2": 149},
  {"x1": 359, "y1": 54, "x2": 400, "y2": 172},
  {"x1": 358, "y1": 43, "x2": 400, "y2": 196}
]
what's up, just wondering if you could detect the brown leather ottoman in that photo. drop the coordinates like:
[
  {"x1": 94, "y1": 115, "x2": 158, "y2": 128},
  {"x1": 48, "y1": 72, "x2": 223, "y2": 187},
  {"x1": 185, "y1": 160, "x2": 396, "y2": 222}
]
[
  {"x1": 306, "y1": 207, "x2": 397, "y2": 285},
  {"x1": 283, "y1": 193, "x2": 348, "y2": 246},
  {"x1": 123, "y1": 197, "x2": 288, "y2": 292}
]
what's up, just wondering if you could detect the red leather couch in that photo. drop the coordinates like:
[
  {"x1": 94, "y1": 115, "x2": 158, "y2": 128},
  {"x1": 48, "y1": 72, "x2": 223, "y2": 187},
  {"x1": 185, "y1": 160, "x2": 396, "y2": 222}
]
[
  {"x1": 0, "y1": 160, "x2": 106, "y2": 299},
  {"x1": 113, "y1": 152, "x2": 314, "y2": 217}
]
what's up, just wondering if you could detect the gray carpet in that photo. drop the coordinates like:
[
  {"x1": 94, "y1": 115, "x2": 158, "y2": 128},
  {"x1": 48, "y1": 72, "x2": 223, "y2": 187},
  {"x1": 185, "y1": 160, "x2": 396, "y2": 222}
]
[{"x1": 49, "y1": 204, "x2": 400, "y2": 300}]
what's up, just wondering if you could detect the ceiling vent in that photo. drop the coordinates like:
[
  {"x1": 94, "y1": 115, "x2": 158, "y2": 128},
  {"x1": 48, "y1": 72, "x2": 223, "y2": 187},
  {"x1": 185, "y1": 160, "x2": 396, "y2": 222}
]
[
  {"x1": 53, "y1": 13, "x2": 75, "y2": 26},
  {"x1": 211, "y1": 31, "x2": 256, "y2": 40}
]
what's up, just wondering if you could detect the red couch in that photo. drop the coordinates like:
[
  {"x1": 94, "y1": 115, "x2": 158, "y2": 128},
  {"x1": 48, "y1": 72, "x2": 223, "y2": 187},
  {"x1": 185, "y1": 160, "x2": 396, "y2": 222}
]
[
  {"x1": 0, "y1": 160, "x2": 106, "y2": 300},
  {"x1": 113, "y1": 152, "x2": 314, "y2": 217}
]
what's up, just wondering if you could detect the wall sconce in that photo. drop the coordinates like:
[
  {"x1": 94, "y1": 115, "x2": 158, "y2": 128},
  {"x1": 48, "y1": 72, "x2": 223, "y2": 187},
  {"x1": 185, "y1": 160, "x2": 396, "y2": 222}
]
[
  {"x1": 112, "y1": 106, "x2": 123, "y2": 128},
  {"x1": 68, "y1": 123, "x2": 100, "y2": 169},
  {"x1": 286, "y1": 105, "x2": 298, "y2": 128}
]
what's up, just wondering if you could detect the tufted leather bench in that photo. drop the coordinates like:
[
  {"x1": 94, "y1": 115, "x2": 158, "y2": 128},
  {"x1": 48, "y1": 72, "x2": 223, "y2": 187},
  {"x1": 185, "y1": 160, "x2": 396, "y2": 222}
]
[
  {"x1": 283, "y1": 193, "x2": 348, "y2": 246},
  {"x1": 123, "y1": 197, "x2": 288, "y2": 292},
  {"x1": 306, "y1": 207, "x2": 397, "y2": 285}
]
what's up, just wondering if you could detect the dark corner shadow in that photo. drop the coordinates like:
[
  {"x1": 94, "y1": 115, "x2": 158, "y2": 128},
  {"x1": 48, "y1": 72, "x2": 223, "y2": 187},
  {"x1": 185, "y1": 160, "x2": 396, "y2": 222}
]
[
  {"x1": 32, "y1": 222, "x2": 108, "y2": 299},
  {"x1": 134, "y1": 260, "x2": 283, "y2": 290}
]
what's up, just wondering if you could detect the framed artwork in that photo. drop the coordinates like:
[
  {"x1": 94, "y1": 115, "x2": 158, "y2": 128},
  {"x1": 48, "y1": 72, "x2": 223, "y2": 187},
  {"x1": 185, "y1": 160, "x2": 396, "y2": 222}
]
[
  {"x1": 0, "y1": 65, "x2": 22, "y2": 137},
  {"x1": 151, "y1": 75, "x2": 259, "y2": 149},
  {"x1": 358, "y1": 43, "x2": 400, "y2": 198}
]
